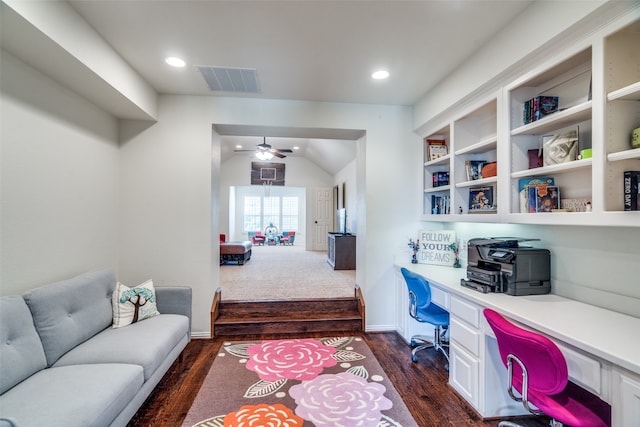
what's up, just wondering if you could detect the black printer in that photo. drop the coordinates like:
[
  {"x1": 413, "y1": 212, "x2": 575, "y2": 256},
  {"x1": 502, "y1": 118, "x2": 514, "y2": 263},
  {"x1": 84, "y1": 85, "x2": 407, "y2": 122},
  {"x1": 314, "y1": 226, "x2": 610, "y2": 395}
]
[{"x1": 461, "y1": 238, "x2": 550, "y2": 296}]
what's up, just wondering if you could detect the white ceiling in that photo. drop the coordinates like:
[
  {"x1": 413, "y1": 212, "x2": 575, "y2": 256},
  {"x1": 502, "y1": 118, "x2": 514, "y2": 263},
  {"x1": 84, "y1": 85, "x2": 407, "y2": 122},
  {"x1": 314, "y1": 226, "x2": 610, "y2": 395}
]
[{"x1": 12, "y1": 1, "x2": 536, "y2": 174}]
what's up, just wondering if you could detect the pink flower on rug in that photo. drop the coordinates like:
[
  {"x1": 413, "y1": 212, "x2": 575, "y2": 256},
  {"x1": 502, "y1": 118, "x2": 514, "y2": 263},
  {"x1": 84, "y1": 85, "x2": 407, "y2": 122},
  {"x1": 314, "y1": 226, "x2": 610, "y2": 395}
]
[
  {"x1": 289, "y1": 372, "x2": 392, "y2": 427},
  {"x1": 246, "y1": 338, "x2": 337, "y2": 382},
  {"x1": 223, "y1": 403, "x2": 303, "y2": 427}
]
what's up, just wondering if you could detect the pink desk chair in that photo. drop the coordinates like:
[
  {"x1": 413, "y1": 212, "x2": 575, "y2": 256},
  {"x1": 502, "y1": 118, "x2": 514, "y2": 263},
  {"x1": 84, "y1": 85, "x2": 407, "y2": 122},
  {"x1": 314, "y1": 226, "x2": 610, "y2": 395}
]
[{"x1": 483, "y1": 308, "x2": 610, "y2": 427}]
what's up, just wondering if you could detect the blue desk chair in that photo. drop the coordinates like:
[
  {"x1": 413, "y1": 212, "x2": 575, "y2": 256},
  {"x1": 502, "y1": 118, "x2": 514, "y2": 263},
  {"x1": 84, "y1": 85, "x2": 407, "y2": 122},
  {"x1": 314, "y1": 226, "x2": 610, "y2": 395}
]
[{"x1": 400, "y1": 267, "x2": 450, "y2": 369}]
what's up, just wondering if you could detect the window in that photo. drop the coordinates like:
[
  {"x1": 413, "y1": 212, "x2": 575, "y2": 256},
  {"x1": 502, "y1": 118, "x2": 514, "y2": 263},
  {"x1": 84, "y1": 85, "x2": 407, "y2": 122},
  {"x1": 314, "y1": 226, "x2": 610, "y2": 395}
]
[
  {"x1": 282, "y1": 197, "x2": 299, "y2": 230},
  {"x1": 243, "y1": 197, "x2": 261, "y2": 231},
  {"x1": 263, "y1": 197, "x2": 280, "y2": 230},
  {"x1": 243, "y1": 195, "x2": 299, "y2": 232}
]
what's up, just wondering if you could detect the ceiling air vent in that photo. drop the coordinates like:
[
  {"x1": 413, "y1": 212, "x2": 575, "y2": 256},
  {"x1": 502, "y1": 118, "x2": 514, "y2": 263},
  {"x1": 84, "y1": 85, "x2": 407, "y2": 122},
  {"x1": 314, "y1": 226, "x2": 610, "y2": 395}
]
[{"x1": 196, "y1": 66, "x2": 260, "y2": 94}]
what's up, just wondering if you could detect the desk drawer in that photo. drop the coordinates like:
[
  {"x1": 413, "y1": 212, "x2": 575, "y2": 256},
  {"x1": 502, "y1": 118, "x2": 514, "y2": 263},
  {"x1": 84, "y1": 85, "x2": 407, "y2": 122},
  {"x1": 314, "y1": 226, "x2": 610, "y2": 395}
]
[
  {"x1": 451, "y1": 316, "x2": 481, "y2": 357},
  {"x1": 556, "y1": 342, "x2": 604, "y2": 397},
  {"x1": 431, "y1": 286, "x2": 449, "y2": 310},
  {"x1": 450, "y1": 296, "x2": 480, "y2": 328}
]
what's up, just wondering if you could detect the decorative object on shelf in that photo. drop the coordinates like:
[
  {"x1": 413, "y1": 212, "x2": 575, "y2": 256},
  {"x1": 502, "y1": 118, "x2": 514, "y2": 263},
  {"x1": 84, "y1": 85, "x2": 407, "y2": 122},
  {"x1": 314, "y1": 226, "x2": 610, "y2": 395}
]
[
  {"x1": 579, "y1": 148, "x2": 592, "y2": 159},
  {"x1": 426, "y1": 138, "x2": 448, "y2": 161},
  {"x1": 623, "y1": 171, "x2": 640, "y2": 211},
  {"x1": 480, "y1": 162, "x2": 497, "y2": 178},
  {"x1": 416, "y1": 230, "x2": 457, "y2": 266},
  {"x1": 560, "y1": 198, "x2": 591, "y2": 212},
  {"x1": 542, "y1": 127, "x2": 578, "y2": 166},
  {"x1": 528, "y1": 148, "x2": 543, "y2": 168},
  {"x1": 632, "y1": 127, "x2": 640, "y2": 149},
  {"x1": 468, "y1": 186, "x2": 496, "y2": 213},
  {"x1": 449, "y1": 242, "x2": 461, "y2": 268},
  {"x1": 465, "y1": 160, "x2": 487, "y2": 181}
]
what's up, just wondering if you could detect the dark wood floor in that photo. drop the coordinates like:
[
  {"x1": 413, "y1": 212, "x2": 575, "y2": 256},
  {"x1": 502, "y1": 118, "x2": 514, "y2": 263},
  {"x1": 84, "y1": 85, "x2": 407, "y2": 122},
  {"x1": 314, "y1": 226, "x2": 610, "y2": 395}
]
[{"x1": 128, "y1": 331, "x2": 550, "y2": 427}]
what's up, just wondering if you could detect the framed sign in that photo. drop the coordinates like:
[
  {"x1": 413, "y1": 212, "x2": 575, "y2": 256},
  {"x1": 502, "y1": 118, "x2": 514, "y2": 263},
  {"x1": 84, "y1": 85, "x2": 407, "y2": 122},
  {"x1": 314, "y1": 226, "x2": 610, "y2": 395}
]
[{"x1": 417, "y1": 230, "x2": 456, "y2": 266}]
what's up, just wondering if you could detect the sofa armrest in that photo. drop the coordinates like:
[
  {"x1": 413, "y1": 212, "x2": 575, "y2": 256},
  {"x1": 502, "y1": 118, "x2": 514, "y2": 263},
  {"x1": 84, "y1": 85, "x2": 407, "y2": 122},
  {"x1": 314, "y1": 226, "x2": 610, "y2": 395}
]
[{"x1": 156, "y1": 286, "x2": 192, "y2": 337}]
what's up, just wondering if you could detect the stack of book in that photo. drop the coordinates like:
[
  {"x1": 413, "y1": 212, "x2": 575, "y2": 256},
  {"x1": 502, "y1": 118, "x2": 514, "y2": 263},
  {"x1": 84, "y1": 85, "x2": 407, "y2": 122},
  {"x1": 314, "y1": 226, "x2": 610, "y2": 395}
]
[
  {"x1": 518, "y1": 177, "x2": 559, "y2": 213},
  {"x1": 523, "y1": 96, "x2": 558, "y2": 125},
  {"x1": 624, "y1": 171, "x2": 640, "y2": 211},
  {"x1": 430, "y1": 194, "x2": 450, "y2": 215},
  {"x1": 432, "y1": 171, "x2": 449, "y2": 187}
]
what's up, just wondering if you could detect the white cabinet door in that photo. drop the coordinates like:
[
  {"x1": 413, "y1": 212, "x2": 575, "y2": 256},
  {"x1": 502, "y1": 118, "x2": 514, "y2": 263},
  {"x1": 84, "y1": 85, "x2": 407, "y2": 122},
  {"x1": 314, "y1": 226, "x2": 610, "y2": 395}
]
[{"x1": 450, "y1": 343, "x2": 479, "y2": 410}]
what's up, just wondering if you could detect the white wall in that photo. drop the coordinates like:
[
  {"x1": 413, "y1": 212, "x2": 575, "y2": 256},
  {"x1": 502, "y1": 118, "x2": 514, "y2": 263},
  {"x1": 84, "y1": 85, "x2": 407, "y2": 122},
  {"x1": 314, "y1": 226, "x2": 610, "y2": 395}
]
[
  {"x1": 334, "y1": 159, "x2": 357, "y2": 234},
  {"x1": 0, "y1": 50, "x2": 120, "y2": 294},
  {"x1": 117, "y1": 95, "x2": 416, "y2": 335}
]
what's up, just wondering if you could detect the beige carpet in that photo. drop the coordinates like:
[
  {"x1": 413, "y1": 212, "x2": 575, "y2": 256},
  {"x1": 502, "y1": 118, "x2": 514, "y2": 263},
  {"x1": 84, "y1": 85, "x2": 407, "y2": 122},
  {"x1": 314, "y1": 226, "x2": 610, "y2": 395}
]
[{"x1": 219, "y1": 244, "x2": 355, "y2": 301}]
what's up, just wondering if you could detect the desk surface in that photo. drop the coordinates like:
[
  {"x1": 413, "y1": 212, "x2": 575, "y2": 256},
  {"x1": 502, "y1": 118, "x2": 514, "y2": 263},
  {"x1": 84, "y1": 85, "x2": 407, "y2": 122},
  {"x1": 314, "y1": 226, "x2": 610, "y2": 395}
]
[{"x1": 395, "y1": 262, "x2": 640, "y2": 377}]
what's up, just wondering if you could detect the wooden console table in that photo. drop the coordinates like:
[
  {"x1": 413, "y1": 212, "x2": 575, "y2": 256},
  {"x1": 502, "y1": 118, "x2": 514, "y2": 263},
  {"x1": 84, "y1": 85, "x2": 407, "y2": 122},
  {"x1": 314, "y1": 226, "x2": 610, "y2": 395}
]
[{"x1": 327, "y1": 233, "x2": 356, "y2": 270}]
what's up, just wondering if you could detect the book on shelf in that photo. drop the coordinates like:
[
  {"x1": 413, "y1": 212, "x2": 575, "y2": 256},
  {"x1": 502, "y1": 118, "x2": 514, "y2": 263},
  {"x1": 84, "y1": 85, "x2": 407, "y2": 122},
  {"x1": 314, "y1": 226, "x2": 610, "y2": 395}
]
[
  {"x1": 518, "y1": 177, "x2": 554, "y2": 213},
  {"x1": 430, "y1": 194, "x2": 451, "y2": 215},
  {"x1": 465, "y1": 160, "x2": 487, "y2": 181},
  {"x1": 528, "y1": 185, "x2": 560, "y2": 213},
  {"x1": 624, "y1": 171, "x2": 640, "y2": 211},
  {"x1": 523, "y1": 96, "x2": 558, "y2": 125},
  {"x1": 432, "y1": 171, "x2": 449, "y2": 188},
  {"x1": 468, "y1": 186, "x2": 495, "y2": 213},
  {"x1": 426, "y1": 138, "x2": 448, "y2": 161}
]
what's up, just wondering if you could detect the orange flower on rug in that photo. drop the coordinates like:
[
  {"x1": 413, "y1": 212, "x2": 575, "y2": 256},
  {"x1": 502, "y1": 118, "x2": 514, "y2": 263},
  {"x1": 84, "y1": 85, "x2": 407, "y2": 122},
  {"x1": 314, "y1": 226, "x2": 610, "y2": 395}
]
[{"x1": 183, "y1": 336, "x2": 417, "y2": 427}]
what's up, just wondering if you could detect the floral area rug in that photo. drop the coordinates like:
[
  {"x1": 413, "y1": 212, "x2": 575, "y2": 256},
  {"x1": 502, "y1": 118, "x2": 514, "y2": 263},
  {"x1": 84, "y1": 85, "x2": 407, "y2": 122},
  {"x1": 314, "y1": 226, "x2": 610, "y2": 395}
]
[{"x1": 182, "y1": 336, "x2": 418, "y2": 427}]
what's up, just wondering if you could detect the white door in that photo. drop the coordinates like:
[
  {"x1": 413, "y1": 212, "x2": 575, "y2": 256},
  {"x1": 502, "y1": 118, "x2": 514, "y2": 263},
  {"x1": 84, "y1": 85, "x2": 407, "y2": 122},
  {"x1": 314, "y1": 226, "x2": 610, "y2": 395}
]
[{"x1": 312, "y1": 187, "x2": 332, "y2": 251}]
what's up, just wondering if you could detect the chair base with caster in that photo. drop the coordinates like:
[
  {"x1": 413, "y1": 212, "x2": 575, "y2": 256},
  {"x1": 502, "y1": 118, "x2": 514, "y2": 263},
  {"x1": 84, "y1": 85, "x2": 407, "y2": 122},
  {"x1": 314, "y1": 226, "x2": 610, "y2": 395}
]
[{"x1": 410, "y1": 325, "x2": 450, "y2": 371}]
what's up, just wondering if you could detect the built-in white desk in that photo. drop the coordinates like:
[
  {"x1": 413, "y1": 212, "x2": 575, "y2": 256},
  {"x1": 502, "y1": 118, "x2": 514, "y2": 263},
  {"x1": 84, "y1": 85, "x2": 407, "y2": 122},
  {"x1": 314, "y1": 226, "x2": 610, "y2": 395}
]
[{"x1": 393, "y1": 262, "x2": 640, "y2": 426}]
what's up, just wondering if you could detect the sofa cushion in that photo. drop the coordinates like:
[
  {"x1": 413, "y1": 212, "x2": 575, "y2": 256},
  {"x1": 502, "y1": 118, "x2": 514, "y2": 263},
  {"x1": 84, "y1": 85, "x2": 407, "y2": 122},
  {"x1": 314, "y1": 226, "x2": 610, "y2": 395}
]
[
  {"x1": 112, "y1": 279, "x2": 160, "y2": 328},
  {"x1": 0, "y1": 296, "x2": 47, "y2": 395},
  {"x1": 23, "y1": 270, "x2": 115, "y2": 366},
  {"x1": 53, "y1": 314, "x2": 189, "y2": 381},
  {"x1": 0, "y1": 363, "x2": 143, "y2": 427}
]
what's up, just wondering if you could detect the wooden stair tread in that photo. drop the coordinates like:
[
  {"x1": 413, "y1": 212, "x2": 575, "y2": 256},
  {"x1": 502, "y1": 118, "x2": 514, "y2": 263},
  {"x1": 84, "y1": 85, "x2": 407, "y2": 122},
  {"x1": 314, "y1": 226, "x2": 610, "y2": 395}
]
[{"x1": 210, "y1": 287, "x2": 366, "y2": 337}]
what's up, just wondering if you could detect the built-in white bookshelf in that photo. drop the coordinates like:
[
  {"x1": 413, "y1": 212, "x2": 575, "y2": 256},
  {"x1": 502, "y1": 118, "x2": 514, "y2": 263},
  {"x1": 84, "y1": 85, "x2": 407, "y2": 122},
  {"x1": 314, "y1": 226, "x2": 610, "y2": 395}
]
[{"x1": 419, "y1": 12, "x2": 640, "y2": 227}]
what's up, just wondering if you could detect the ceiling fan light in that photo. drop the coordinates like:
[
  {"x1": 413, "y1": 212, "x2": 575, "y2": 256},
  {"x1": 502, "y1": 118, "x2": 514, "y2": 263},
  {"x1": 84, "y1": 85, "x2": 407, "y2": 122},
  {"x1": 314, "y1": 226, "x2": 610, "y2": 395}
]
[{"x1": 256, "y1": 151, "x2": 274, "y2": 160}]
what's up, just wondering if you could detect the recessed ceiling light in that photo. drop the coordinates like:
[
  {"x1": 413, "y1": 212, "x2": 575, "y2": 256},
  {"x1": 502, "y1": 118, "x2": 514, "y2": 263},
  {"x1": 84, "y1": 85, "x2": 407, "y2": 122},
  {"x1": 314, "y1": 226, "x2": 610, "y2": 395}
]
[
  {"x1": 293, "y1": 146, "x2": 300, "y2": 150},
  {"x1": 371, "y1": 70, "x2": 389, "y2": 80},
  {"x1": 235, "y1": 145, "x2": 243, "y2": 149},
  {"x1": 165, "y1": 57, "x2": 186, "y2": 67}
]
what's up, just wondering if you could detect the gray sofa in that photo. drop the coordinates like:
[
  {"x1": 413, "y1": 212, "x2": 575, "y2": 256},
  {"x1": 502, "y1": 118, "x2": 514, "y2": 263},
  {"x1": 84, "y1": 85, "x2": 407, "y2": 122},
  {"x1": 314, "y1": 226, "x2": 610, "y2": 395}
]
[{"x1": 0, "y1": 270, "x2": 192, "y2": 427}]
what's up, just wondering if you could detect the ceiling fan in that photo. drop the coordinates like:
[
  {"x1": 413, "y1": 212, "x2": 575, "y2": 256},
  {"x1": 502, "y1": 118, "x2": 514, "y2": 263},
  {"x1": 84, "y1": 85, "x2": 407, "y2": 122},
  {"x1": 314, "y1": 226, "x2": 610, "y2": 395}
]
[{"x1": 234, "y1": 137, "x2": 293, "y2": 160}]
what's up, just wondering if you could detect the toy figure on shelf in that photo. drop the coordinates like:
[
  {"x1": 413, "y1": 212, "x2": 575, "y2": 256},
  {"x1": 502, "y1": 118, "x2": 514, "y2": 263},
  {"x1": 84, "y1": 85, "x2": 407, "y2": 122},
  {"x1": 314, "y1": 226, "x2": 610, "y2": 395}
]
[
  {"x1": 408, "y1": 238, "x2": 420, "y2": 264},
  {"x1": 450, "y1": 242, "x2": 461, "y2": 268}
]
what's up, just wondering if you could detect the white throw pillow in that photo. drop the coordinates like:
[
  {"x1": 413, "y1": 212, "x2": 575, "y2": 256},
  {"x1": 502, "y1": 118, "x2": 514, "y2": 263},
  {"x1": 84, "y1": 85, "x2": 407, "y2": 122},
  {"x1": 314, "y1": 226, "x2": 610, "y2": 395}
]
[{"x1": 112, "y1": 279, "x2": 160, "y2": 328}]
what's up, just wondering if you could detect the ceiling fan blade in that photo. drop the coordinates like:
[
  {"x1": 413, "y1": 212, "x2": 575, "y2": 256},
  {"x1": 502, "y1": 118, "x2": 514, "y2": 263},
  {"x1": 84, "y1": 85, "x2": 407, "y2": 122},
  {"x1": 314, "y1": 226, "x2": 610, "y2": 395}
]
[
  {"x1": 234, "y1": 149, "x2": 257, "y2": 152},
  {"x1": 271, "y1": 151, "x2": 286, "y2": 158},
  {"x1": 273, "y1": 148, "x2": 293, "y2": 153}
]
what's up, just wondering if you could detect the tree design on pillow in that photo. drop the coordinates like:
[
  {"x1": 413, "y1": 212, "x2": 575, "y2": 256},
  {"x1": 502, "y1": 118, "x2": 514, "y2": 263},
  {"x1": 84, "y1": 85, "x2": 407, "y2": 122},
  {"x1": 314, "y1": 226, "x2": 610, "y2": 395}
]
[{"x1": 120, "y1": 287, "x2": 155, "y2": 323}]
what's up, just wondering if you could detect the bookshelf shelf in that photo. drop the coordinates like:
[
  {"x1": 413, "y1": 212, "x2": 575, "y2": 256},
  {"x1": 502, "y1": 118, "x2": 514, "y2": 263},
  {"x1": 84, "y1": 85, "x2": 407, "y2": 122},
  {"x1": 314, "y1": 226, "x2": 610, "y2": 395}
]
[
  {"x1": 607, "y1": 81, "x2": 640, "y2": 101},
  {"x1": 510, "y1": 101, "x2": 592, "y2": 136}
]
